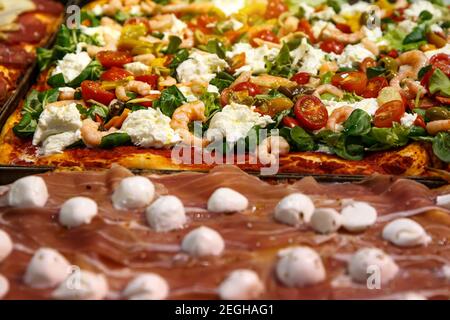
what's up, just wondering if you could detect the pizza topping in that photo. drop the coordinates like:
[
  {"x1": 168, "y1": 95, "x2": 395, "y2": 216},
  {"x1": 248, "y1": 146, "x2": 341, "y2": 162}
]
[
  {"x1": 218, "y1": 269, "x2": 264, "y2": 300},
  {"x1": 123, "y1": 61, "x2": 150, "y2": 76},
  {"x1": 274, "y1": 193, "x2": 315, "y2": 227},
  {"x1": 0, "y1": 274, "x2": 8, "y2": 299},
  {"x1": 341, "y1": 202, "x2": 378, "y2": 232},
  {"x1": 382, "y1": 218, "x2": 431, "y2": 247},
  {"x1": 176, "y1": 51, "x2": 228, "y2": 83},
  {"x1": 310, "y1": 208, "x2": 342, "y2": 234},
  {"x1": 32, "y1": 0, "x2": 63, "y2": 15},
  {"x1": 145, "y1": 195, "x2": 186, "y2": 232},
  {"x1": 7, "y1": 176, "x2": 48, "y2": 208},
  {"x1": 181, "y1": 226, "x2": 225, "y2": 257},
  {"x1": 122, "y1": 273, "x2": 169, "y2": 300},
  {"x1": 112, "y1": 176, "x2": 155, "y2": 210},
  {"x1": 0, "y1": 44, "x2": 34, "y2": 67},
  {"x1": 97, "y1": 51, "x2": 133, "y2": 69},
  {"x1": 0, "y1": 230, "x2": 12, "y2": 263},
  {"x1": 52, "y1": 51, "x2": 92, "y2": 83},
  {"x1": 373, "y1": 100, "x2": 405, "y2": 128},
  {"x1": 226, "y1": 43, "x2": 279, "y2": 75},
  {"x1": 207, "y1": 187, "x2": 248, "y2": 213},
  {"x1": 3, "y1": 13, "x2": 46, "y2": 44},
  {"x1": 294, "y1": 95, "x2": 328, "y2": 130},
  {"x1": 52, "y1": 270, "x2": 108, "y2": 300},
  {"x1": 81, "y1": 81, "x2": 115, "y2": 106},
  {"x1": 59, "y1": 197, "x2": 98, "y2": 228},
  {"x1": 436, "y1": 194, "x2": 450, "y2": 209}
]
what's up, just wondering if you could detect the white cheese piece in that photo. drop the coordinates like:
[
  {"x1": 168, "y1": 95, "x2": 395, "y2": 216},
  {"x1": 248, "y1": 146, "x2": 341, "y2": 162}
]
[
  {"x1": 274, "y1": 193, "x2": 315, "y2": 227},
  {"x1": 24, "y1": 248, "x2": 71, "y2": 289},
  {"x1": 52, "y1": 51, "x2": 92, "y2": 83},
  {"x1": 58, "y1": 87, "x2": 76, "y2": 94},
  {"x1": 112, "y1": 176, "x2": 155, "y2": 210},
  {"x1": 290, "y1": 38, "x2": 327, "y2": 75},
  {"x1": 404, "y1": 0, "x2": 442, "y2": 20},
  {"x1": 337, "y1": 44, "x2": 375, "y2": 68},
  {"x1": 129, "y1": 5, "x2": 142, "y2": 16},
  {"x1": 40, "y1": 130, "x2": 81, "y2": 156},
  {"x1": 227, "y1": 43, "x2": 279, "y2": 75},
  {"x1": 80, "y1": 25, "x2": 121, "y2": 47},
  {"x1": 52, "y1": 270, "x2": 108, "y2": 300},
  {"x1": 400, "y1": 113, "x2": 418, "y2": 128},
  {"x1": 124, "y1": 62, "x2": 150, "y2": 76},
  {"x1": 424, "y1": 43, "x2": 450, "y2": 58},
  {"x1": 348, "y1": 248, "x2": 399, "y2": 284},
  {"x1": 181, "y1": 226, "x2": 225, "y2": 257},
  {"x1": 362, "y1": 26, "x2": 383, "y2": 43},
  {"x1": 436, "y1": 194, "x2": 450, "y2": 209},
  {"x1": 207, "y1": 84, "x2": 220, "y2": 94},
  {"x1": 176, "y1": 50, "x2": 228, "y2": 83},
  {"x1": 230, "y1": 18, "x2": 244, "y2": 31},
  {"x1": 398, "y1": 20, "x2": 418, "y2": 35},
  {"x1": 91, "y1": 4, "x2": 103, "y2": 16},
  {"x1": 161, "y1": 14, "x2": 188, "y2": 39},
  {"x1": 121, "y1": 109, "x2": 181, "y2": 148},
  {"x1": 340, "y1": 1, "x2": 372, "y2": 16},
  {"x1": 323, "y1": 98, "x2": 379, "y2": 116},
  {"x1": 341, "y1": 202, "x2": 378, "y2": 232},
  {"x1": 298, "y1": 3, "x2": 315, "y2": 19},
  {"x1": 311, "y1": 21, "x2": 330, "y2": 40},
  {"x1": 0, "y1": 230, "x2": 12, "y2": 263},
  {"x1": 312, "y1": 7, "x2": 335, "y2": 20},
  {"x1": 382, "y1": 218, "x2": 431, "y2": 247},
  {"x1": 145, "y1": 195, "x2": 186, "y2": 232},
  {"x1": 430, "y1": 24, "x2": 444, "y2": 35},
  {"x1": 0, "y1": 274, "x2": 8, "y2": 300},
  {"x1": 310, "y1": 208, "x2": 342, "y2": 234},
  {"x1": 178, "y1": 85, "x2": 198, "y2": 102},
  {"x1": 8, "y1": 176, "x2": 48, "y2": 208},
  {"x1": 207, "y1": 187, "x2": 248, "y2": 213},
  {"x1": 276, "y1": 247, "x2": 326, "y2": 287},
  {"x1": 218, "y1": 269, "x2": 264, "y2": 300},
  {"x1": 122, "y1": 273, "x2": 169, "y2": 300},
  {"x1": 212, "y1": 0, "x2": 245, "y2": 16},
  {"x1": 206, "y1": 102, "x2": 274, "y2": 144},
  {"x1": 59, "y1": 197, "x2": 98, "y2": 228}
]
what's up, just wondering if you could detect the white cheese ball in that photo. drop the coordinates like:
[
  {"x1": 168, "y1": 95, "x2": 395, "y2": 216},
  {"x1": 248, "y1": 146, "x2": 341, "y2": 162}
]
[
  {"x1": 436, "y1": 194, "x2": 450, "y2": 209},
  {"x1": 122, "y1": 273, "x2": 169, "y2": 300},
  {"x1": 181, "y1": 226, "x2": 225, "y2": 257},
  {"x1": 274, "y1": 193, "x2": 315, "y2": 226},
  {"x1": 382, "y1": 218, "x2": 431, "y2": 247},
  {"x1": 145, "y1": 196, "x2": 186, "y2": 232},
  {"x1": 310, "y1": 208, "x2": 342, "y2": 234},
  {"x1": 0, "y1": 274, "x2": 8, "y2": 299},
  {"x1": 348, "y1": 248, "x2": 399, "y2": 285},
  {"x1": 218, "y1": 269, "x2": 264, "y2": 300},
  {"x1": 276, "y1": 247, "x2": 326, "y2": 287},
  {"x1": 341, "y1": 202, "x2": 378, "y2": 232},
  {"x1": 24, "y1": 248, "x2": 71, "y2": 289},
  {"x1": 8, "y1": 176, "x2": 48, "y2": 208},
  {"x1": 207, "y1": 188, "x2": 248, "y2": 213},
  {"x1": 112, "y1": 176, "x2": 155, "y2": 210},
  {"x1": 0, "y1": 230, "x2": 13, "y2": 263},
  {"x1": 52, "y1": 270, "x2": 108, "y2": 300},
  {"x1": 59, "y1": 197, "x2": 98, "y2": 228}
]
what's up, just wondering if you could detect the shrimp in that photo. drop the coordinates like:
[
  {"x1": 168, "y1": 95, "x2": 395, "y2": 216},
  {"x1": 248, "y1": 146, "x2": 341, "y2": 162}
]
[
  {"x1": 404, "y1": 79, "x2": 426, "y2": 99},
  {"x1": 252, "y1": 74, "x2": 297, "y2": 89},
  {"x1": 116, "y1": 80, "x2": 152, "y2": 102},
  {"x1": 396, "y1": 50, "x2": 428, "y2": 78},
  {"x1": 86, "y1": 18, "x2": 122, "y2": 57},
  {"x1": 45, "y1": 100, "x2": 84, "y2": 108},
  {"x1": 58, "y1": 88, "x2": 75, "y2": 101},
  {"x1": 102, "y1": 0, "x2": 123, "y2": 16},
  {"x1": 133, "y1": 53, "x2": 155, "y2": 65},
  {"x1": 257, "y1": 136, "x2": 290, "y2": 165},
  {"x1": 426, "y1": 120, "x2": 450, "y2": 136},
  {"x1": 279, "y1": 13, "x2": 299, "y2": 36},
  {"x1": 141, "y1": 0, "x2": 157, "y2": 15},
  {"x1": 322, "y1": 24, "x2": 364, "y2": 44},
  {"x1": 313, "y1": 84, "x2": 344, "y2": 99},
  {"x1": 159, "y1": 76, "x2": 177, "y2": 88},
  {"x1": 361, "y1": 38, "x2": 379, "y2": 56},
  {"x1": 80, "y1": 119, "x2": 117, "y2": 148},
  {"x1": 251, "y1": 38, "x2": 282, "y2": 49},
  {"x1": 160, "y1": 2, "x2": 216, "y2": 14},
  {"x1": 326, "y1": 106, "x2": 354, "y2": 131},
  {"x1": 170, "y1": 101, "x2": 207, "y2": 147}
]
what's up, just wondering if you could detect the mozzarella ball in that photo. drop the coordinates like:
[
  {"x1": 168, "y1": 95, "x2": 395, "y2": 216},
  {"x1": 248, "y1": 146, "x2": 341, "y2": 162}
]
[
  {"x1": 112, "y1": 176, "x2": 155, "y2": 210},
  {"x1": 0, "y1": 274, "x2": 8, "y2": 299},
  {"x1": 181, "y1": 226, "x2": 225, "y2": 257},
  {"x1": 207, "y1": 188, "x2": 248, "y2": 213},
  {"x1": 382, "y1": 218, "x2": 431, "y2": 247},
  {"x1": 52, "y1": 270, "x2": 108, "y2": 300},
  {"x1": 8, "y1": 176, "x2": 48, "y2": 208},
  {"x1": 145, "y1": 196, "x2": 186, "y2": 232},
  {"x1": 341, "y1": 201, "x2": 377, "y2": 232},
  {"x1": 122, "y1": 273, "x2": 169, "y2": 300},
  {"x1": 274, "y1": 193, "x2": 315, "y2": 226},
  {"x1": 218, "y1": 269, "x2": 264, "y2": 300},
  {"x1": 436, "y1": 194, "x2": 450, "y2": 209},
  {"x1": 24, "y1": 248, "x2": 71, "y2": 289},
  {"x1": 0, "y1": 230, "x2": 13, "y2": 262},
  {"x1": 348, "y1": 248, "x2": 399, "y2": 285},
  {"x1": 59, "y1": 197, "x2": 98, "y2": 228},
  {"x1": 276, "y1": 247, "x2": 326, "y2": 287},
  {"x1": 310, "y1": 208, "x2": 342, "y2": 234}
]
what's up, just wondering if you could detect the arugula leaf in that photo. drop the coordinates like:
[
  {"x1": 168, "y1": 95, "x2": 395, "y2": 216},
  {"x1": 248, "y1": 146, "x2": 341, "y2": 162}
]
[
  {"x1": 100, "y1": 133, "x2": 132, "y2": 149},
  {"x1": 166, "y1": 36, "x2": 182, "y2": 54},
  {"x1": 13, "y1": 113, "x2": 38, "y2": 138},
  {"x1": 367, "y1": 124, "x2": 410, "y2": 151},
  {"x1": 429, "y1": 69, "x2": 450, "y2": 97},
  {"x1": 343, "y1": 109, "x2": 371, "y2": 136},
  {"x1": 403, "y1": 26, "x2": 426, "y2": 45},
  {"x1": 289, "y1": 126, "x2": 316, "y2": 151},
  {"x1": 266, "y1": 43, "x2": 293, "y2": 78},
  {"x1": 334, "y1": 135, "x2": 364, "y2": 161},
  {"x1": 366, "y1": 66, "x2": 386, "y2": 79},
  {"x1": 200, "y1": 92, "x2": 220, "y2": 118},
  {"x1": 204, "y1": 39, "x2": 226, "y2": 59},
  {"x1": 153, "y1": 86, "x2": 187, "y2": 117},
  {"x1": 210, "y1": 71, "x2": 235, "y2": 92},
  {"x1": 418, "y1": 10, "x2": 433, "y2": 23},
  {"x1": 432, "y1": 132, "x2": 450, "y2": 163},
  {"x1": 168, "y1": 49, "x2": 189, "y2": 72}
]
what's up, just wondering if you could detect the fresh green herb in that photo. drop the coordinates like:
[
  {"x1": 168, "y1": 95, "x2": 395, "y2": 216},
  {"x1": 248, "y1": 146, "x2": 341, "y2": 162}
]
[
  {"x1": 418, "y1": 65, "x2": 432, "y2": 80},
  {"x1": 289, "y1": 126, "x2": 316, "y2": 151},
  {"x1": 320, "y1": 71, "x2": 333, "y2": 84},
  {"x1": 166, "y1": 36, "x2": 182, "y2": 54},
  {"x1": 210, "y1": 71, "x2": 235, "y2": 92},
  {"x1": 114, "y1": 11, "x2": 130, "y2": 23},
  {"x1": 13, "y1": 114, "x2": 38, "y2": 138},
  {"x1": 266, "y1": 43, "x2": 293, "y2": 78},
  {"x1": 366, "y1": 66, "x2": 386, "y2": 79},
  {"x1": 204, "y1": 39, "x2": 226, "y2": 59},
  {"x1": 100, "y1": 133, "x2": 132, "y2": 149},
  {"x1": 432, "y1": 132, "x2": 450, "y2": 163},
  {"x1": 418, "y1": 10, "x2": 433, "y2": 23},
  {"x1": 334, "y1": 135, "x2": 364, "y2": 161},
  {"x1": 429, "y1": 69, "x2": 450, "y2": 97},
  {"x1": 80, "y1": 10, "x2": 100, "y2": 26},
  {"x1": 200, "y1": 92, "x2": 221, "y2": 118},
  {"x1": 48, "y1": 60, "x2": 103, "y2": 88},
  {"x1": 168, "y1": 49, "x2": 189, "y2": 73},
  {"x1": 343, "y1": 109, "x2": 371, "y2": 136},
  {"x1": 403, "y1": 26, "x2": 425, "y2": 45},
  {"x1": 153, "y1": 85, "x2": 187, "y2": 117}
]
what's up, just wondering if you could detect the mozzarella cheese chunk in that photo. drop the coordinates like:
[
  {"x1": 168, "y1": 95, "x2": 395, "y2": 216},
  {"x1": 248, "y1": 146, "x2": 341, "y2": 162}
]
[
  {"x1": 312, "y1": 7, "x2": 336, "y2": 20},
  {"x1": 181, "y1": 226, "x2": 225, "y2": 257},
  {"x1": 24, "y1": 248, "x2": 71, "y2": 289},
  {"x1": 424, "y1": 43, "x2": 450, "y2": 59},
  {"x1": 112, "y1": 176, "x2": 155, "y2": 210},
  {"x1": 59, "y1": 197, "x2": 98, "y2": 228},
  {"x1": 207, "y1": 187, "x2": 248, "y2": 213},
  {"x1": 177, "y1": 50, "x2": 228, "y2": 83},
  {"x1": 123, "y1": 273, "x2": 169, "y2": 300},
  {"x1": 340, "y1": 1, "x2": 372, "y2": 16},
  {"x1": 213, "y1": 0, "x2": 245, "y2": 16},
  {"x1": 121, "y1": 109, "x2": 181, "y2": 148},
  {"x1": 290, "y1": 38, "x2": 327, "y2": 75},
  {"x1": 40, "y1": 130, "x2": 81, "y2": 156},
  {"x1": 337, "y1": 44, "x2": 375, "y2": 68},
  {"x1": 311, "y1": 21, "x2": 330, "y2": 39},
  {"x1": 124, "y1": 62, "x2": 151, "y2": 76},
  {"x1": 227, "y1": 43, "x2": 279, "y2": 75},
  {"x1": 80, "y1": 25, "x2": 121, "y2": 47},
  {"x1": 404, "y1": 0, "x2": 442, "y2": 20},
  {"x1": 341, "y1": 202, "x2": 377, "y2": 232},
  {"x1": 400, "y1": 113, "x2": 418, "y2": 128},
  {"x1": 145, "y1": 195, "x2": 186, "y2": 232},
  {"x1": 178, "y1": 85, "x2": 197, "y2": 102},
  {"x1": 0, "y1": 230, "x2": 12, "y2": 263},
  {"x1": 323, "y1": 98, "x2": 379, "y2": 116},
  {"x1": 274, "y1": 193, "x2": 315, "y2": 227},
  {"x1": 310, "y1": 208, "x2": 342, "y2": 234},
  {"x1": 52, "y1": 51, "x2": 92, "y2": 83},
  {"x1": 276, "y1": 247, "x2": 326, "y2": 287},
  {"x1": 348, "y1": 248, "x2": 399, "y2": 284},
  {"x1": 8, "y1": 176, "x2": 48, "y2": 208},
  {"x1": 206, "y1": 102, "x2": 274, "y2": 144},
  {"x1": 0, "y1": 274, "x2": 8, "y2": 300},
  {"x1": 52, "y1": 270, "x2": 108, "y2": 300},
  {"x1": 398, "y1": 20, "x2": 418, "y2": 35},
  {"x1": 382, "y1": 218, "x2": 431, "y2": 247},
  {"x1": 161, "y1": 14, "x2": 188, "y2": 39},
  {"x1": 436, "y1": 194, "x2": 450, "y2": 209},
  {"x1": 218, "y1": 269, "x2": 264, "y2": 300}
]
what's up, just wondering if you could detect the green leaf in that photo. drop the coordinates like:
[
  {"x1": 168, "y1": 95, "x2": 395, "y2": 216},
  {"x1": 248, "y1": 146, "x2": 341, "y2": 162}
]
[
  {"x1": 210, "y1": 71, "x2": 235, "y2": 92},
  {"x1": 166, "y1": 36, "x2": 182, "y2": 54},
  {"x1": 432, "y1": 132, "x2": 450, "y2": 163},
  {"x1": 418, "y1": 65, "x2": 432, "y2": 80},
  {"x1": 366, "y1": 66, "x2": 386, "y2": 79},
  {"x1": 403, "y1": 26, "x2": 425, "y2": 45},
  {"x1": 168, "y1": 49, "x2": 189, "y2": 72},
  {"x1": 367, "y1": 124, "x2": 410, "y2": 150},
  {"x1": 343, "y1": 109, "x2": 371, "y2": 136},
  {"x1": 418, "y1": 10, "x2": 433, "y2": 23},
  {"x1": 290, "y1": 126, "x2": 316, "y2": 151},
  {"x1": 205, "y1": 39, "x2": 226, "y2": 59},
  {"x1": 267, "y1": 42, "x2": 293, "y2": 78},
  {"x1": 320, "y1": 71, "x2": 332, "y2": 84},
  {"x1": 429, "y1": 69, "x2": 450, "y2": 97},
  {"x1": 200, "y1": 92, "x2": 220, "y2": 118},
  {"x1": 100, "y1": 132, "x2": 132, "y2": 149},
  {"x1": 13, "y1": 113, "x2": 37, "y2": 138},
  {"x1": 38, "y1": 89, "x2": 59, "y2": 107},
  {"x1": 47, "y1": 73, "x2": 66, "y2": 87},
  {"x1": 153, "y1": 85, "x2": 187, "y2": 117},
  {"x1": 334, "y1": 135, "x2": 364, "y2": 161},
  {"x1": 67, "y1": 60, "x2": 103, "y2": 87}
]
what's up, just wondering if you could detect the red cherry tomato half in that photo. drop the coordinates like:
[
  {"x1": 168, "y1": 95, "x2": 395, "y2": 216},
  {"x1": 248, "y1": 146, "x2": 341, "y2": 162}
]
[
  {"x1": 264, "y1": 0, "x2": 288, "y2": 19},
  {"x1": 220, "y1": 88, "x2": 233, "y2": 106},
  {"x1": 414, "y1": 115, "x2": 426, "y2": 129},
  {"x1": 282, "y1": 116, "x2": 300, "y2": 128},
  {"x1": 291, "y1": 72, "x2": 310, "y2": 85},
  {"x1": 135, "y1": 74, "x2": 159, "y2": 89},
  {"x1": 294, "y1": 95, "x2": 328, "y2": 130},
  {"x1": 361, "y1": 76, "x2": 388, "y2": 98},
  {"x1": 297, "y1": 19, "x2": 316, "y2": 43},
  {"x1": 360, "y1": 57, "x2": 377, "y2": 73},
  {"x1": 420, "y1": 68, "x2": 434, "y2": 91},
  {"x1": 250, "y1": 30, "x2": 279, "y2": 47},
  {"x1": 320, "y1": 39, "x2": 345, "y2": 54},
  {"x1": 81, "y1": 80, "x2": 115, "y2": 105},
  {"x1": 387, "y1": 49, "x2": 399, "y2": 58},
  {"x1": 97, "y1": 51, "x2": 133, "y2": 68},
  {"x1": 232, "y1": 81, "x2": 263, "y2": 97},
  {"x1": 100, "y1": 67, "x2": 133, "y2": 81},
  {"x1": 429, "y1": 53, "x2": 450, "y2": 77},
  {"x1": 331, "y1": 71, "x2": 368, "y2": 95},
  {"x1": 373, "y1": 100, "x2": 405, "y2": 128},
  {"x1": 335, "y1": 23, "x2": 352, "y2": 34}
]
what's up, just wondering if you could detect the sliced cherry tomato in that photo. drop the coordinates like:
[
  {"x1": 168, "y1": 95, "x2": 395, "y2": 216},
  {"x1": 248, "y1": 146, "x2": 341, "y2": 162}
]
[
  {"x1": 387, "y1": 49, "x2": 399, "y2": 58},
  {"x1": 297, "y1": 19, "x2": 316, "y2": 43},
  {"x1": 97, "y1": 51, "x2": 133, "y2": 68},
  {"x1": 250, "y1": 30, "x2": 279, "y2": 47},
  {"x1": 373, "y1": 100, "x2": 405, "y2": 128},
  {"x1": 232, "y1": 81, "x2": 263, "y2": 97},
  {"x1": 264, "y1": 0, "x2": 288, "y2": 19},
  {"x1": 430, "y1": 53, "x2": 450, "y2": 77},
  {"x1": 220, "y1": 88, "x2": 233, "y2": 106},
  {"x1": 320, "y1": 39, "x2": 344, "y2": 54},
  {"x1": 361, "y1": 76, "x2": 388, "y2": 98},
  {"x1": 135, "y1": 74, "x2": 159, "y2": 89},
  {"x1": 414, "y1": 115, "x2": 426, "y2": 129},
  {"x1": 335, "y1": 23, "x2": 352, "y2": 34},
  {"x1": 100, "y1": 67, "x2": 133, "y2": 81},
  {"x1": 81, "y1": 80, "x2": 115, "y2": 105},
  {"x1": 420, "y1": 68, "x2": 434, "y2": 92},
  {"x1": 291, "y1": 72, "x2": 310, "y2": 85},
  {"x1": 360, "y1": 57, "x2": 377, "y2": 73},
  {"x1": 331, "y1": 71, "x2": 368, "y2": 95},
  {"x1": 293, "y1": 95, "x2": 328, "y2": 130},
  {"x1": 282, "y1": 116, "x2": 299, "y2": 128}
]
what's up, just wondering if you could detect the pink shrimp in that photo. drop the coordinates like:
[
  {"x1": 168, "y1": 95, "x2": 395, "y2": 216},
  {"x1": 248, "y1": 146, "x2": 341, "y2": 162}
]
[
  {"x1": 322, "y1": 24, "x2": 364, "y2": 44},
  {"x1": 326, "y1": 106, "x2": 354, "y2": 131},
  {"x1": 313, "y1": 84, "x2": 344, "y2": 99},
  {"x1": 170, "y1": 101, "x2": 207, "y2": 147},
  {"x1": 80, "y1": 119, "x2": 117, "y2": 148}
]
